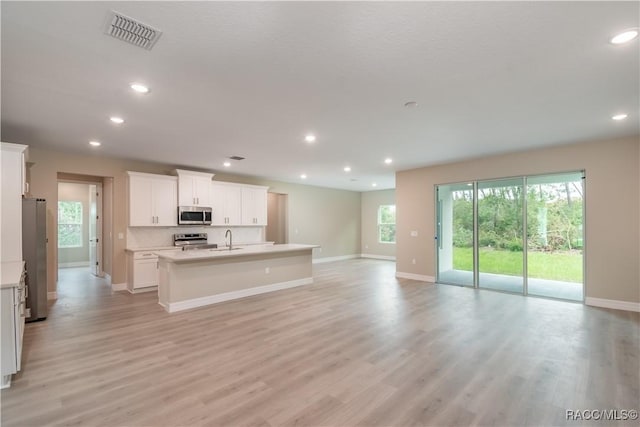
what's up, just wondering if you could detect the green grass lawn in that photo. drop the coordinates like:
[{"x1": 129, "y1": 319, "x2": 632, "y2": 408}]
[{"x1": 452, "y1": 247, "x2": 583, "y2": 283}]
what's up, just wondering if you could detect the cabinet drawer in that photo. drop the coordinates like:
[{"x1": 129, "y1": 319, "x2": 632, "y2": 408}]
[{"x1": 133, "y1": 252, "x2": 159, "y2": 260}]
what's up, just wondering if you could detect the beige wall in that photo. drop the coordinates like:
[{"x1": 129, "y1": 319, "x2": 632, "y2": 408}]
[
  {"x1": 26, "y1": 147, "x2": 361, "y2": 292},
  {"x1": 396, "y1": 136, "x2": 640, "y2": 304},
  {"x1": 57, "y1": 182, "x2": 91, "y2": 265},
  {"x1": 212, "y1": 172, "x2": 361, "y2": 260},
  {"x1": 361, "y1": 189, "x2": 396, "y2": 258}
]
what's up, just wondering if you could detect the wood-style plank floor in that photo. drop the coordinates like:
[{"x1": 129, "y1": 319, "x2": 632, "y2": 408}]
[{"x1": 1, "y1": 260, "x2": 639, "y2": 427}]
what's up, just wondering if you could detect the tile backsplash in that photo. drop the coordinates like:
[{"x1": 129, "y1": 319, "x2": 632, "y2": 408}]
[{"x1": 127, "y1": 226, "x2": 265, "y2": 249}]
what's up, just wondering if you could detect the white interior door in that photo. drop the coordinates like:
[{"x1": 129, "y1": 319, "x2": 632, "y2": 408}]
[{"x1": 89, "y1": 184, "x2": 103, "y2": 277}]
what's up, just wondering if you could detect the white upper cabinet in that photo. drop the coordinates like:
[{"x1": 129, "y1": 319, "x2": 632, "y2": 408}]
[
  {"x1": 1, "y1": 142, "x2": 28, "y2": 263},
  {"x1": 210, "y1": 182, "x2": 242, "y2": 226},
  {"x1": 211, "y1": 182, "x2": 267, "y2": 226},
  {"x1": 175, "y1": 169, "x2": 214, "y2": 207},
  {"x1": 241, "y1": 186, "x2": 268, "y2": 226},
  {"x1": 127, "y1": 172, "x2": 178, "y2": 227}
]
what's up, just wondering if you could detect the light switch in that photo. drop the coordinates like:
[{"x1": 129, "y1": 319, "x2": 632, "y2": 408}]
[
  {"x1": 118, "y1": 232, "x2": 124, "y2": 240},
  {"x1": 410, "y1": 230, "x2": 418, "y2": 237}
]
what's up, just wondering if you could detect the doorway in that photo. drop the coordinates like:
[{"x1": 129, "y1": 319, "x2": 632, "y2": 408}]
[
  {"x1": 57, "y1": 181, "x2": 104, "y2": 278},
  {"x1": 436, "y1": 172, "x2": 584, "y2": 302},
  {"x1": 266, "y1": 193, "x2": 288, "y2": 244}
]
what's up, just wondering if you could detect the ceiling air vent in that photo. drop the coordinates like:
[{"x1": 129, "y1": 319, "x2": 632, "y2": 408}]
[
  {"x1": 104, "y1": 11, "x2": 162, "y2": 50},
  {"x1": 229, "y1": 156, "x2": 245, "y2": 161}
]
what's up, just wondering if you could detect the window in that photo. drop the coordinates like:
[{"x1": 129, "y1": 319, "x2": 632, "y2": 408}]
[
  {"x1": 378, "y1": 204, "x2": 396, "y2": 243},
  {"x1": 58, "y1": 201, "x2": 83, "y2": 248}
]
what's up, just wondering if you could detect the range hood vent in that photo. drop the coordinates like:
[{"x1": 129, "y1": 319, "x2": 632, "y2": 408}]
[{"x1": 104, "y1": 11, "x2": 162, "y2": 50}]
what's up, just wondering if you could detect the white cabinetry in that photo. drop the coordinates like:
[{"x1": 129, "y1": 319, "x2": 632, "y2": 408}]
[
  {"x1": 211, "y1": 182, "x2": 268, "y2": 226},
  {"x1": 127, "y1": 251, "x2": 159, "y2": 292},
  {"x1": 241, "y1": 186, "x2": 268, "y2": 225},
  {"x1": 1, "y1": 143, "x2": 28, "y2": 263},
  {"x1": 175, "y1": 169, "x2": 214, "y2": 207},
  {"x1": 127, "y1": 172, "x2": 178, "y2": 227},
  {"x1": 211, "y1": 182, "x2": 242, "y2": 225},
  {"x1": 1, "y1": 264, "x2": 26, "y2": 389}
]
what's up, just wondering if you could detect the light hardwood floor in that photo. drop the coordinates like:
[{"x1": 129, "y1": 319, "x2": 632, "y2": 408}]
[{"x1": 1, "y1": 260, "x2": 639, "y2": 426}]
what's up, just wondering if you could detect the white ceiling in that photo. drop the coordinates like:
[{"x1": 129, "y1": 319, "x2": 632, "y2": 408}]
[{"x1": 1, "y1": 1, "x2": 638, "y2": 191}]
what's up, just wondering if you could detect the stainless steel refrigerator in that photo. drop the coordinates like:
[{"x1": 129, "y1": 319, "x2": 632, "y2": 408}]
[{"x1": 22, "y1": 198, "x2": 47, "y2": 322}]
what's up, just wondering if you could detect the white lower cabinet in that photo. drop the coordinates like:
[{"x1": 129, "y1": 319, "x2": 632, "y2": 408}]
[
  {"x1": 1, "y1": 268, "x2": 26, "y2": 389},
  {"x1": 127, "y1": 252, "x2": 160, "y2": 292}
]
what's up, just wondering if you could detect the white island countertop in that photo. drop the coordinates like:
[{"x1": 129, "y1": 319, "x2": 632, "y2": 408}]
[{"x1": 156, "y1": 243, "x2": 319, "y2": 263}]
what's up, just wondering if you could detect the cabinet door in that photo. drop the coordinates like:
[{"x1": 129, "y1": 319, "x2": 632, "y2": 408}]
[
  {"x1": 133, "y1": 258, "x2": 158, "y2": 288},
  {"x1": 178, "y1": 175, "x2": 195, "y2": 206},
  {"x1": 193, "y1": 176, "x2": 211, "y2": 207},
  {"x1": 129, "y1": 175, "x2": 154, "y2": 226},
  {"x1": 153, "y1": 179, "x2": 178, "y2": 226},
  {"x1": 254, "y1": 188, "x2": 268, "y2": 225},
  {"x1": 1, "y1": 145, "x2": 26, "y2": 263},
  {"x1": 226, "y1": 186, "x2": 242, "y2": 225},
  {"x1": 210, "y1": 183, "x2": 227, "y2": 225},
  {"x1": 241, "y1": 187, "x2": 268, "y2": 225},
  {"x1": 1, "y1": 288, "x2": 17, "y2": 377}
]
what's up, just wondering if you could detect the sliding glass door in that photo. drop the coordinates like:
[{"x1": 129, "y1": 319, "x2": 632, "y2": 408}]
[
  {"x1": 526, "y1": 173, "x2": 584, "y2": 301},
  {"x1": 436, "y1": 183, "x2": 474, "y2": 286},
  {"x1": 477, "y1": 178, "x2": 524, "y2": 294},
  {"x1": 436, "y1": 172, "x2": 584, "y2": 302}
]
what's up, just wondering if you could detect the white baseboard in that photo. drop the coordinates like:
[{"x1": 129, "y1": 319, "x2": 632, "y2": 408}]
[
  {"x1": 313, "y1": 254, "x2": 359, "y2": 264},
  {"x1": 47, "y1": 291, "x2": 57, "y2": 300},
  {"x1": 585, "y1": 297, "x2": 640, "y2": 313},
  {"x1": 58, "y1": 261, "x2": 90, "y2": 268},
  {"x1": 162, "y1": 277, "x2": 314, "y2": 313},
  {"x1": 395, "y1": 272, "x2": 436, "y2": 283},
  {"x1": 127, "y1": 286, "x2": 157, "y2": 294},
  {"x1": 360, "y1": 254, "x2": 396, "y2": 261},
  {"x1": 111, "y1": 282, "x2": 127, "y2": 292}
]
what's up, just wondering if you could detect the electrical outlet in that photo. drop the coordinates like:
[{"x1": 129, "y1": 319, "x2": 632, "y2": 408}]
[
  {"x1": 318, "y1": 248, "x2": 322, "y2": 253},
  {"x1": 118, "y1": 232, "x2": 124, "y2": 240},
  {"x1": 265, "y1": 267, "x2": 270, "y2": 274},
  {"x1": 365, "y1": 245, "x2": 369, "y2": 249},
  {"x1": 412, "y1": 258, "x2": 416, "y2": 265}
]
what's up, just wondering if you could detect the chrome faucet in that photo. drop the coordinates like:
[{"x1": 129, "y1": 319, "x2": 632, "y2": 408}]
[{"x1": 225, "y1": 229, "x2": 233, "y2": 250}]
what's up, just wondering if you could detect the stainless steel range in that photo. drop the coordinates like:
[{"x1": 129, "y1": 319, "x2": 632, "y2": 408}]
[{"x1": 173, "y1": 233, "x2": 218, "y2": 250}]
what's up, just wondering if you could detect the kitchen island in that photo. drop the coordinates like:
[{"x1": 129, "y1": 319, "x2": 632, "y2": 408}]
[{"x1": 156, "y1": 244, "x2": 318, "y2": 313}]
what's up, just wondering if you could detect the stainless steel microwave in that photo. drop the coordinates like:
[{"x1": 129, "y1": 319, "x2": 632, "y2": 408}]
[{"x1": 178, "y1": 206, "x2": 212, "y2": 225}]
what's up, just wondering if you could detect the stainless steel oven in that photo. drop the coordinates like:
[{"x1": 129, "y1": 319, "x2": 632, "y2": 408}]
[{"x1": 178, "y1": 206, "x2": 212, "y2": 225}]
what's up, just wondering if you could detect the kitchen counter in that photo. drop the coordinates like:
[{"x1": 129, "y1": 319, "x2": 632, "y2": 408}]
[
  {"x1": 1, "y1": 262, "x2": 25, "y2": 288},
  {"x1": 157, "y1": 244, "x2": 318, "y2": 313},
  {"x1": 156, "y1": 244, "x2": 317, "y2": 263},
  {"x1": 125, "y1": 241, "x2": 275, "y2": 253}
]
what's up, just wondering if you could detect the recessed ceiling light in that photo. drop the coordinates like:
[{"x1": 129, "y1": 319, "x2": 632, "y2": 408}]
[
  {"x1": 404, "y1": 101, "x2": 418, "y2": 108},
  {"x1": 344, "y1": 166, "x2": 351, "y2": 172},
  {"x1": 304, "y1": 134, "x2": 316, "y2": 143},
  {"x1": 612, "y1": 113, "x2": 628, "y2": 121},
  {"x1": 372, "y1": 183, "x2": 378, "y2": 187},
  {"x1": 223, "y1": 161, "x2": 231, "y2": 167},
  {"x1": 89, "y1": 141, "x2": 101, "y2": 147},
  {"x1": 130, "y1": 83, "x2": 150, "y2": 93},
  {"x1": 300, "y1": 174, "x2": 307, "y2": 179},
  {"x1": 384, "y1": 158, "x2": 393, "y2": 164},
  {"x1": 110, "y1": 116, "x2": 124, "y2": 124},
  {"x1": 610, "y1": 30, "x2": 639, "y2": 45}
]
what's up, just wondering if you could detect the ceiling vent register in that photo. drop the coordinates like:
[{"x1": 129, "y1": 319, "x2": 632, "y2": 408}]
[{"x1": 104, "y1": 11, "x2": 162, "y2": 50}]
